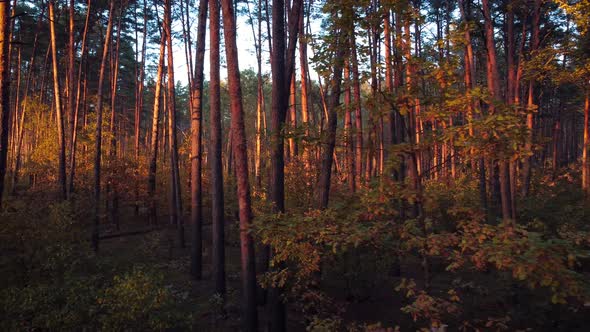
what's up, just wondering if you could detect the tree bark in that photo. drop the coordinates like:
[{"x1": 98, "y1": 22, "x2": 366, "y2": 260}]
[
  {"x1": 522, "y1": 0, "x2": 541, "y2": 197},
  {"x1": 108, "y1": 6, "x2": 122, "y2": 230},
  {"x1": 164, "y1": 0, "x2": 184, "y2": 247},
  {"x1": 0, "y1": 0, "x2": 10, "y2": 208},
  {"x1": 344, "y1": 62, "x2": 355, "y2": 192},
  {"x1": 147, "y1": 29, "x2": 166, "y2": 227},
  {"x1": 482, "y1": 0, "x2": 511, "y2": 222},
  {"x1": 318, "y1": 33, "x2": 346, "y2": 209},
  {"x1": 67, "y1": 0, "x2": 75, "y2": 154},
  {"x1": 219, "y1": 0, "x2": 258, "y2": 329},
  {"x1": 135, "y1": 0, "x2": 147, "y2": 161},
  {"x1": 209, "y1": 0, "x2": 225, "y2": 296},
  {"x1": 190, "y1": 0, "x2": 208, "y2": 282},
  {"x1": 583, "y1": 92, "x2": 589, "y2": 196},
  {"x1": 92, "y1": 0, "x2": 115, "y2": 251},
  {"x1": 299, "y1": 6, "x2": 311, "y2": 170},
  {"x1": 49, "y1": 0, "x2": 67, "y2": 200},
  {"x1": 67, "y1": 0, "x2": 91, "y2": 196},
  {"x1": 13, "y1": 4, "x2": 45, "y2": 194}
]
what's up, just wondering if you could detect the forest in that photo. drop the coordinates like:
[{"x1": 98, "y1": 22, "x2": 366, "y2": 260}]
[{"x1": 0, "y1": 0, "x2": 589, "y2": 330}]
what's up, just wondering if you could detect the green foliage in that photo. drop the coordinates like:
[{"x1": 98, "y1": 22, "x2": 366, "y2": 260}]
[
  {"x1": 98, "y1": 266, "x2": 190, "y2": 331},
  {"x1": 0, "y1": 201, "x2": 192, "y2": 331}
]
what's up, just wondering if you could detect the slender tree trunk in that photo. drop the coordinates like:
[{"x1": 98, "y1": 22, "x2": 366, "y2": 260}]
[
  {"x1": 13, "y1": 5, "x2": 45, "y2": 193},
  {"x1": 483, "y1": 0, "x2": 511, "y2": 222},
  {"x1": 0, "y1": 0, "x2": 10, "y2": 208},
  {"x1": 268, "y1": 0, "x2": 287, "y2": 327},
  {"x1": 108, "y1": 8, "x2": 122, "y2": 230},
  {"x1": 135, "y1": 0, "x2": 147, "y2": 160},
  {"x1": 350, "y1": 32, "x2": 363, "y2": 190},
  {"x1": 344, "y1": 62, "x2": 355, "y2": 192},
  {"x1": 583, "y1": 92, "x2": 589, "y2": 196},
  {"x1": 318, "y1": 33, "x2": 345, "y2": 209},
  {"x1": 506, "y1": 6, "x2": 518, "y2": 220},
  {"x1": 209, "y1": 0, "x2": 226, "y2": 295},
  {"x1": 190, "y1": 0, "x2": 208, "y2": 281},
  {"x1": 219, "y1": 0, "x2": 257, "y2": 329},
  {"x1": 67, "y1": 0, "x2": 91, "y2": 196},
  {"x1": 522, "y1": 0, "x2": 541, "y2": 197},
  {"x1": 288, "y1": 73, "x2": 297, "y2": 160},
  {"x1": 67, "y1": 0, "x2": 75, "y2": 154},
  {"x1": 299, "y1": 6, "x2": 311, "y2": 170},
  {"x1": 92, "y1": 0, "x2": 115, "y2": 251},
  {"x1": 164, "y1": 0, "x2": 184, "y2": 247},
  {"x1": 147, "y1": 32, "x2": 166, "y2": 226},
  {"x1": 49, "y1": 1, "x2": 67, "y2": 200}
]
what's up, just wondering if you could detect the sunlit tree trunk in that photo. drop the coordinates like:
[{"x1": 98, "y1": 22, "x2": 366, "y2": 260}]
[
  {"x1": 49, "y1": 0, "x2": 67, "y2": 200},
  {"x1": 147, "y1": 31, "x2": 166, "y2": 227},
  {"x1": 483, "y1": 0, "x2": 511, "y2": 222},
  {"x1": 299, "y1": 7, "x2": 311, "y2": 170},
  {"x1": 67, "y1": 0, "x2": 75, "y2": 154},
  {"x1": 219, "y1": 0, "x2": 257, "y2": 329},
  {"x1": 11, "y1": 30, "x2": 20, "y2": 179},
  {"x1": 350, "y1": 23, "x2": 363, "y2": 190},
  {"x1": 108, "y1": 8, "x2": 122, "y2": 230},
  {"x1": 92, "y1": 0, "x2": 115, "y2": 251},
  {"x1": 164, "y1": 0, "x2": 183, "y2": 247},
  {"x1": 13, "y1": 5, "x2": 45, "y2": 194},
  {"x1": 288, "y1": 73, "x2": 297, "y2": 160},
  {"x1": 506, "y1": 5, "x2": 518, "y2": 220},
  {"x1": 522, "y1": 0, "x2": 541, "y2": 197},
  {"x1": 135, "y1": 0, "x2": 147, "y2": 161},
  {"x1": 318, "y1": 33, "x2": 345, "y2": 209},
  {"x1": 67, "y1": 0, "x2": 90, "y2": 196},
  {"x1": 244, "y1": 0, "x2": 264, "y2": 187},
  {"x1": 0, "y1": 0, "x2": 10, "y2": 208},
  {"x1": 383, "y1": 6, "x2": 394, "y2": 162}
]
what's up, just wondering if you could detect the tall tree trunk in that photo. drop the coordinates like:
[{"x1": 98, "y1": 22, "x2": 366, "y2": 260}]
[
  {"x1": 266, "y1": 0, "x2": 303, "y2": 329},
  {"x1": 505, "y1": 4, "x2": 518, "y2": 220},
  {"x1": 344, "y1": 62, "x2": 355, "y2": 192},
  {"x1": 147, "y1": 32, "x2": 165, "y2": 226},
  {"x1": 67, "y1": 0, "x2": 91, "y2": 196},
  {"x1": 164, "y1": 0, "x2": 184, "y2": 247},
  {"x1": 299, "y1": 6, "x2": 311, "y2": 170},
  {"x1": 190, "y1": 0, "x2": 208, "y2": 282},
  {"x1": 135, "y1": 0, "x2": 147, "y2": 160},
  {"x1": 482, "y1": 0, "x2": 511, "y2": 222},
  {"x1": 459, "y1": 0, "x2": 486, "y2": 211},
  {"x1": 147, "y1": 30, "x2": 166, "y2": 225},
  {"x1": 13, "y1": 4, "x2": 45, "y2": 193},
  {"x1": 583, "y1": 92, "x2": 589, "y2": 196},
  {"x1": 108, "y1": 7, "x2": 122, "y2": 230},
  {"x1": 268, "y1": 0, "x2": 287, "y2": 327},
  {"x1": 350, "y1": 25, "x2": 363, "y2": 190},
  {"x1": 92, "y1": 0, "x2": 115, "y2": 251},
  {"x1": 522, "y1": 0, "x2": 541, "y2": 197},
  {"x1": 209, "y1": 0, "x2": 226, "y2": 296},
  {"x1": 219, "y1": 0, "x2": 257, "y2": 329},
  {"x1": 67, "y1": 0, "x2": 75, "y2": 155},
  {"x1": 288, "y1": 73, "x2": 297, "y2": 160},
  {"x1": 318, "y1": 33, "x2": 345, "y2": 209},
  {"x1": 49, "y1": 1, "x2": 67, "y2": 200},
  {"x1": 0, "y1": 0, "x2": 10, "y2": 208}
]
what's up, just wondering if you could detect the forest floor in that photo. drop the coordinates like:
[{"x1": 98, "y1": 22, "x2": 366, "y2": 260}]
[{"x1": 97, "y1": 206, "x2": 590, "y2": 331}]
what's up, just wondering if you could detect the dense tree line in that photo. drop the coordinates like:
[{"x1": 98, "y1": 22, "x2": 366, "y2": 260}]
[{"x1": 0, "y1": 0, "x2": 589, "y2": 330}]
